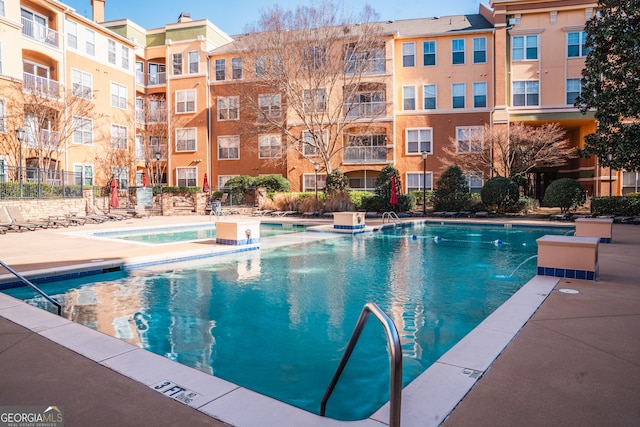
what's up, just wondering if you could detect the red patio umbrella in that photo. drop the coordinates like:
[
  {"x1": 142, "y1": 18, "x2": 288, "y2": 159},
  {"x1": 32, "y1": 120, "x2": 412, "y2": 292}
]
[
  {"x1": 142, "y1": 172, "x2": 147, "y2": 187},
  {"x1": 390, "y1": 174, "x2": 398, "y2": 207},
  {"x1": 203, "y1": 173, "x2": 210, "y2": 193},
  {"x1": 109, "y1": 175, "x2": 119, "y2": 208}
]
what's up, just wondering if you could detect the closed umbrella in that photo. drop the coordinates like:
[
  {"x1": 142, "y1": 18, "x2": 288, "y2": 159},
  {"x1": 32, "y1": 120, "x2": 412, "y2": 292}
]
[
  {"x1": 109, "y1": 175, "x2": 119, "y2": 208},
  {"x1": 390, "y1": 174, "x2": 398, "y2": 207},
  {"x1": 203, "y1": 173, "x2": 210, "y2": 193},
  {"x1": 142, "y1": 172, "x2": 147, "y2": 187}
]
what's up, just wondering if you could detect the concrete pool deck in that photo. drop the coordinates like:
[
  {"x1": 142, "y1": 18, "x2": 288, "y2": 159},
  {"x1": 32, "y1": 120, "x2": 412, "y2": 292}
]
[{"x1": 0, "y1": 215, "x2": 639, "y2": 426}]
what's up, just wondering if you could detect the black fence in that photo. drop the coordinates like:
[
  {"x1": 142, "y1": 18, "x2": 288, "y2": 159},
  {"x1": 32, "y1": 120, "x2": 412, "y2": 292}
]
[{"x1": 0, "y1": 166, "x2": 84, "y2": 199}]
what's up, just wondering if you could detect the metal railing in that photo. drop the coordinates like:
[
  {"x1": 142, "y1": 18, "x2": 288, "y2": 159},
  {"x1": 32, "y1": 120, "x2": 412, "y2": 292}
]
[
  {"x1": 343, "y1": 146, "x2": 388, "y2": 163},
  {"x1": 382, "y1": 211, "x2": 401, "y2": 225},
  {"x1": 320, "y1": 302, "x2": 402, "y2": 427},
  {"x1": 0, "y1": 166, "x2": 84, "y2": 199},
  {"x1": 0, "y1": 260, "x2": 62, "y2": 316},
  {"x1": 21, "y1": 17, "x2": 59, "y2": 48}
]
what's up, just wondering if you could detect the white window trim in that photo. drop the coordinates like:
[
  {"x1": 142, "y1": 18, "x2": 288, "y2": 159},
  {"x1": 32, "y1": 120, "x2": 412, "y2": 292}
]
[
  {"x1": 406, "y1": 128, "x2": 433, "y2": 155},
  {"x1": 218, "y1": 135, "x2": 240, "y2": 160},
  {"x1": 455, "y1": 126, "x2": 484, "y2": 154},
  {"x1": 176, "y1": 89, "x2": 196, "y2": 114},
  {"x1": 402, "y1": 85, "x2": 416, "y2": 111},
  {"x1": 176, "y1": 127, "x2": 197, "y2": 152},
  {"x1": 406, "y1": 172, "x2": 433, "y2": 192}
]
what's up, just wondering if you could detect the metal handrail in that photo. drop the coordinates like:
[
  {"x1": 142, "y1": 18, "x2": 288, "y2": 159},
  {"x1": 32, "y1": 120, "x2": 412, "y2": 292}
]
[
  {"x1": 0, "y1": 260, "x2": 62, "y2": 316},
  {"x1": 382, "y1": 211, "x2": 400, "y2": 225},
  {"x1": 320, "y1": 302, "x2": 402, "y2": 427}
]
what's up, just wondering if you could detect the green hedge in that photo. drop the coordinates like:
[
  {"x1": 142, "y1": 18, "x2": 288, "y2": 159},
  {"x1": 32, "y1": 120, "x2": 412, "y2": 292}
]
[
  {"x1": 0, "y1": 182, "x2": 83, "y2": 198},
  {"x1": 591, "y1": 195, "x2": 640, "y2": 216}
]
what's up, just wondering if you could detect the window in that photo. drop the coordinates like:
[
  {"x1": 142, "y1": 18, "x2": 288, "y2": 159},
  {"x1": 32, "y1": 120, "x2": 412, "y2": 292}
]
[
  {"x1": 567, "y1": 32, "x2": 589, "y2": 58},
  {"x1": 111, "y1": 124, "x2": 128, "y2": 150},
  {"x1": 110, "y1": 82, "x2": 127, "y2": 109},
  {"x1": 176, "y1": 168, "x2": 197, "y2": 187},
  {"x1": 303, "y1": 173, "x2": 326, "y2": 192},
  {"x1": 452, "y1": 83, "x2": 465, "y2": 108},
  {"x1": 188, "y1": 51, "x2": 199, "y2": 73},
  {"x1": 512, "y1": 35, "x2": 538, "y2": 60},
  {"x1": 74, "y1": 164, "x2": 93, "y2": 185},
  {"x1": 218, "y1": 135, "x2": 240, "y2": 160},
  {"x1": 0, "y1": 42, "x2": 3, "y2": 75},
  {"x1": 0, "y1": 1, "x2": 5, "y2": 17},
  {"x1": 258, "y1": 134, "x2": 282, "y2": 158},
  {"x1": 473, "y1": 37, "x2": 486, "y2": 63},
  {"x1": 176, "y1": 90, "x2": 196, "y2": 113},
  {"x1": 513, "y1": 80, "x2": 539, "y2": 106},
  {"x1": 456, "y1": 126, "x2": 484, "y2": 153},
  {"x1": 622, "y1": 171, "x2": 640, "y2": 195},
  {"x1": 71, "y1": 69, "x2": 92, "y2": 99},
  {"x1": 121, "y1": 46, "x2": 129, "y2": 70},
  {"x1": 407, "y1": 172, "x2": 432, "y2": 192},
  {"x1": 148, "y1": 63, "x2": 165, "y2": 85},
  {"x1": 423, "y1": 84, "x2": 437, "y2": 109},
  {"x1": 402, "y1": 42, "x2": 415, "y2": 67},
  {"x1": 465, "y1": 173, "x2": 484, "y2": 193},
  {"x1": 111, "y1": 167, "x2": 129, "y2": 189},
  {"x1": 218, "y1": 175, "x2": 237, "y2": 188},
  {"x1": 403, "y1": 86, "x2": 416, "y2": 110},
  {"x1": 258, "y1": 94, "x2": 281, "y2": 119},
  {"x1": 302, "y1": 46, "x2": 326, "y2": 71},
  {"x1": 344, "y1": 43, "x2": 385, "y2": 74},
  {"x1": 66, "y1": 19, "x2": 77, "y2": 49},
  {"x1": 215, "y1": 59, "x2": 225, "y2": 80},
  {"x1": 108, "y1": 40, "x2": 116, "y2": 65},
  {"x1": 232, "y1": 57, "x2": 242, "y2": 79},
  {"x1": 302, "y1": 130, "x2": 327, "y2": 156},
  {"x1": 217, "y1": 96, "x2": 239, "y2": 121},
  {"x1": 0, "y1": 99, "x2": 6, "y2": 133},
  {"x1": 473, "y1": 82, "x2": 487, "y2": 108},
  {"x1": 73, "y1": 117, "x2": 93, "y2": 145},
  {"x1": 566, "y1": 79, "x2": 582, "y2": 105},
  {"x1": 176, "y1": 128, "x2": 196, "y2": 152},
  {"x1": 423, "y1": 41, "x2": 436, "y2": 66},
  {"x1": 173, "y1": 53, "x2": 183, "y2": 75},
  {"x1": 303, "y1": 88, "x2": 327, "y2": 113},
  {"x1": 346, "y1": 91, "x2": 385, "y2": 117},
  {"x1": 452, "y1": 39, "x2": 465, "y2": 64},
  {"x1": 344, "y1": 134, "x2": 387, "y2": 163},
  {"x1": 406, "y1": 128, "x2": 432, "y2": 154},
  {"x1": 85, "y1": 29, "x2": 95, "y2": 56},
  {"x1": 255, "y1": 55, "x2": 266, "y2": 77}
]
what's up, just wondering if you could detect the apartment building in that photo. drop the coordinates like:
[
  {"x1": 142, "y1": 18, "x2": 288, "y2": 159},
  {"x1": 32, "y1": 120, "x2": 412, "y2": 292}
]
[{"x1": 2, "y1": 0, "x2": 613, "y2": 199}]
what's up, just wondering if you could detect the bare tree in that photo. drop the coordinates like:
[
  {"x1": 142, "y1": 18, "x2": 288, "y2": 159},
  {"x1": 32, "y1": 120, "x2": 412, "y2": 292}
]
[
  {"x1": 0, "y1": 79, "x2": 103, "y2": 181},
  {"x1": 234, "y1": 1, "x2": 389, "y2": 173},
  {"x1": 444, "y1": 122, "x2": 577, "y2": 182},
  {"x1": 133, "y1": 94, "x2": 172, "y2": 186}
]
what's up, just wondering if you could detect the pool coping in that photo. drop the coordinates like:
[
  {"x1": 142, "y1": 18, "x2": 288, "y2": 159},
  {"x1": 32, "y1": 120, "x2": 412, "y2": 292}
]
[{"x1": 0, "y1": 220, "x2": 563, "y2": 426}]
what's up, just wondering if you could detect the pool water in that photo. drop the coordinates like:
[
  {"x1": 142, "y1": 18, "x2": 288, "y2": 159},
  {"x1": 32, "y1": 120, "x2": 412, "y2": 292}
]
[
  {"x1": 5, "y1": 224, "x2": 569, "y2": 420},
  {"x1": 93, "y1": 223, "x2": 305, "y2": 244}
]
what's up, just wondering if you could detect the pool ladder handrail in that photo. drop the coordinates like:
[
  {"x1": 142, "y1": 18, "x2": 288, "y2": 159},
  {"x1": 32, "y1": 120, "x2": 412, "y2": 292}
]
[
  {"x1": 320, "y1": 302, "x2": 402, "y2": 427},
  {"x1": 382, "y1": 211, "x2": 401, "y2": 226},
  {"x1": 0, "y1": 259, "x2": 62, "y2": 316}
]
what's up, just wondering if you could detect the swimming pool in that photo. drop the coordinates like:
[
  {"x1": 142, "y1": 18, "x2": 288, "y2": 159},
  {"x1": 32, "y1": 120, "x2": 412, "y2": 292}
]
[
  {"x1": 5, "y1": 223, "x2": 570, "y2": 420},
  {"x1": 92, "y1": 222, "x2": 305, "y2": 244}
]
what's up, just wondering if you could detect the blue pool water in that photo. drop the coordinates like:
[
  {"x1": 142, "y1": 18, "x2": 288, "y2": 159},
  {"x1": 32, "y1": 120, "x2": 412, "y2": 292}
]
[
  {"x1": 5, "y1": 223, "x2": 570, "y2": 420},
  {"x1": 93, "y1": 223, "x2": 305, "y2": 244}
]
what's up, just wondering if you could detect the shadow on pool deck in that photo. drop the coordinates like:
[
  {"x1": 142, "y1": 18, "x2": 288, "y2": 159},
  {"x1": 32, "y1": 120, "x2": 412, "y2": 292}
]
[{"x1": 0, "y1": 216, "x2": 639, "y2": 426}]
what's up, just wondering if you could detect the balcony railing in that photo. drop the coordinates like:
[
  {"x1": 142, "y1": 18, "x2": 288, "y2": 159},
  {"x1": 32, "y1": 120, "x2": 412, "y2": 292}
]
[
  {"x1": 345, "y1": 101, "x2": 386, "y2": 118},
  {"x1": 343, "y1": 146, "x2": 388, "y2": 164},
  {"x1": 23, "y1": 73, "x2": 60, "y2": 98},
  {"x1": 21, "y1": 17, "x2": 59, "y2": 48},
  {"x1": 148, "y1": 72, "x2": 166, "y2": 86}
]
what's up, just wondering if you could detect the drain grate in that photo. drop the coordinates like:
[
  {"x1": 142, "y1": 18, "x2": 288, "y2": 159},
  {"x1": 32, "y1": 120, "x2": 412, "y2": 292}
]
[{"x1": 461, "y1": 368, "x2": 482, "y2": 379}]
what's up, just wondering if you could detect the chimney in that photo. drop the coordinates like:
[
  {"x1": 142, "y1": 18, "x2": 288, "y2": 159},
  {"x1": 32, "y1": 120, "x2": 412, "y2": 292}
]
[
  {"x1": 178, "y1": 12, "x2": 192, "y2": 23},
  {"x1": 91, "y1": 0, "x2": 105, "y2": 23}
]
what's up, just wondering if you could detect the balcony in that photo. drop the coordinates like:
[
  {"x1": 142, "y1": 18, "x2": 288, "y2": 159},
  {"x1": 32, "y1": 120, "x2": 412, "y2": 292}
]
[
  {"x1": 345, "y1": 101, "x2": 386, "y2": 118},
  {"x1": 148, "y1": 72, "x2": 166, "y2": 86},
  {"x1": 21, "y1": 17, "x2": 59, "y2": 48},
  {"x1": 23, "y1": 73, "x2": 60, "y2": 98},
  {"x1": 343, "y1": 146, "x2": 388, "y2": 164},
  {"x1": 25, "y1": 130, "x2": 61, "y2": 150}
]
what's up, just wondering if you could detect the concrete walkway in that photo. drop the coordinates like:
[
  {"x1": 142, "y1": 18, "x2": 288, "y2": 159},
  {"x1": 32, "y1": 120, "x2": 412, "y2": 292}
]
[{"x1": 0, "y1": 216, "x2": 639, "y2": 426}]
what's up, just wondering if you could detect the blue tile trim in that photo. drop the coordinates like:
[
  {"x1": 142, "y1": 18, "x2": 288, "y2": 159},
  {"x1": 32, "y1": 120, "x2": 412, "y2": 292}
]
[
  {"x1": 0, "y1": 268, "x2": 110, "y2": 289},
  {"x1": 333, "y1": 224, "x2": 365, "y2": 230},
  {"x1": 216, "y1": 237, "x2": 261, "y2": 246},
  {"x1": 600, "y1": 237, "x2": 612, "y2": 244},
  {"x1": 537, "y1": 266, "x2": 596, "y2": 281}
]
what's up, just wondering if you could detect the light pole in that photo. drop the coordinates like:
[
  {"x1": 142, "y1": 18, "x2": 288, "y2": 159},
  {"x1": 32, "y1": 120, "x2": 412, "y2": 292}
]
[
  {"x1": 314, "y1": 162, "x2": 319, "y2": 206},
  {"x1": 608, "y1": 153, "x2": 613, "y2": 197},
  {"x1": 16, "y1": 128, "x2": 25, "y2": 198},
  {"x1": 422, "y1": 151, "x2": 428, "y2": 216},
  {"x1": 155, "y1": 151, "x2": 162, "y2": 214}
]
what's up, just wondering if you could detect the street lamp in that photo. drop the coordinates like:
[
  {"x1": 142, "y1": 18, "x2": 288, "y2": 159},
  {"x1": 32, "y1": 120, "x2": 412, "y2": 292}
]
[
  {"x1": 422, "y1": 151, "x2": 428, "y2": 216},
  {"x1": 16, "y1": 128, "x2": 25, "y2": 198},
  {"x1": 313, "y1": 162, "x2": 319, "y2": 206},
  {"x1": 607, "y1": 153, "x2": 613, "y2": 197}
]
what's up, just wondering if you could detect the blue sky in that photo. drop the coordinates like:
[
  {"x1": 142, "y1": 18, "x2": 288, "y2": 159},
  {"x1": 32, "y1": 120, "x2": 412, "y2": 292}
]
[{"x1": 62, "y1": 0, "x2": 484, "y2": 35}]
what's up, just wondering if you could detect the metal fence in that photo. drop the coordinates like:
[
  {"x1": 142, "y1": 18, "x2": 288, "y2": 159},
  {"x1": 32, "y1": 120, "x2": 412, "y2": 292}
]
[{"x1": 0, "y1": 166, "x2": 84, "y2": 199}]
